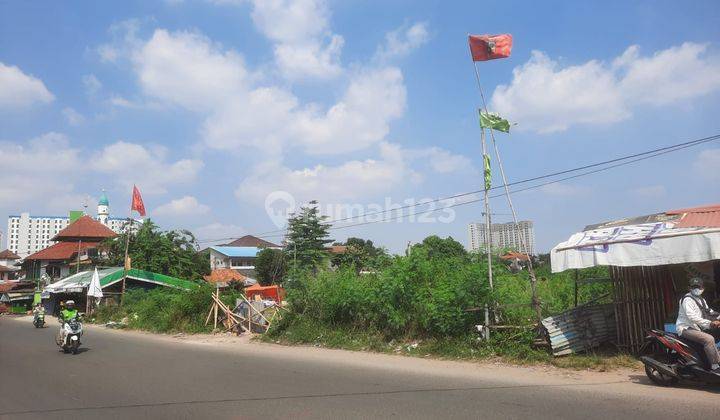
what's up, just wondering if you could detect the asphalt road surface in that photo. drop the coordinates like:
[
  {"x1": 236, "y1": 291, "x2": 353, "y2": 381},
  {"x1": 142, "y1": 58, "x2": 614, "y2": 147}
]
[{"x1": 1, "y1": 316, "x2": 718, "y2": 419}]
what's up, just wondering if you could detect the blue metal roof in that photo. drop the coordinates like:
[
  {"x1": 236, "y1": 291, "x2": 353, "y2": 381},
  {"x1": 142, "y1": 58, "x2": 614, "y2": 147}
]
[{"x1": 210, "y1": 246, "x2": 261, "y2": 257}]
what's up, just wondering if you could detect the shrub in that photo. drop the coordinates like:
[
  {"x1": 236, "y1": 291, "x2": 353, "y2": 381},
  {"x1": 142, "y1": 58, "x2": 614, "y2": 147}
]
[
  {"x1": 272, "y1": 247, "x2": 611, "y2": 357},
  {"x1": 92, "y1": 284, "x2": 243, "y2": 334}
]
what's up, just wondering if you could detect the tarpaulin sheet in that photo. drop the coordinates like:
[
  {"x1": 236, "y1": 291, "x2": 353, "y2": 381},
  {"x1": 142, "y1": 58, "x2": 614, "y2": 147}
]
[{"x1": 551, "y1": 222, "x2": 720, "y2": 273}]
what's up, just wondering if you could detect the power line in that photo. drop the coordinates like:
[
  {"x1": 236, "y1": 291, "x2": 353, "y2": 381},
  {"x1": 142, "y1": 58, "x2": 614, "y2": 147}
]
[{"x1": 197, "y1": 133, "x2": 720, "y2": 244}]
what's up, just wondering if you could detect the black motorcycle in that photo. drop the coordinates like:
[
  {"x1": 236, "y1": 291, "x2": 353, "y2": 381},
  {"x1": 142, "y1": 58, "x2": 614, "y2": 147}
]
[
  {"x1": 639, "y1": 329, "x2": 720, "y2": 386},
  {"x1": 33, "y1": 312, "x2": 45, "y2": 328}
]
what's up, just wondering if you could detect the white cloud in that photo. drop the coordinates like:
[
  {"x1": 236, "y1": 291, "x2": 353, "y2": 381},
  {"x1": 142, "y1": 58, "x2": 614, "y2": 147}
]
[
  {"x1": 0, "y1": 133, "x2": 81, "y2": 209},
  {"x1": 201, "y1": 86, "x2": 299, "y2": 154},
  {"x1": 491, "y1": 42, "x2": 720, "y2": 133},
  {"x1": 539, "y1": 182, "x2": 584, "y2": 196},
  {"x1": 292, "y1": 67, "x2": 406, "y2": 154},
  {"x1": 631, "y1": 185, "x2": 667, "y2": 198},
  {"x1": 82, "y1": 74, "x2": 102, "y2": 96},
  {"x1": 129, "y1": 29, "x2": 405, "y2": 155},
  {"x1": 236, "y1": 142, "x2": 420, "y2": 205},
  {"x1": 693, "y1": 148, "x2": 720, "y2": 182},
  {"x1": 62, "y1": 107, "x2": 86, "y2": 126},
  {"x1": 616, "y1": 43, "x2": 720, "y2": 105},
  {"x1": 133, "y1": 29, "x2": 249, "y2": 111},
  {"x1": 375, "y1": 22, "x2": 430, "y2": 61},
  {"x1": 406, "y1": 146, "x2": 475, "y2": 174},
  {"x1": 155, "y1": 196, "x2": 210, "y2": 217},
  {"x1": 0, "y1": 62, "x2": 54, "y2": 109},
  {"x1": 193, "y1": 222, "x2": 247, "y2": 242},
  {"x1": 247, "y1": 0, "x2": 343, "y2": 79},
  {"x1": 491, "y1": 51, "x2": 627, "y2": 133},
  {"x1": 91, "y1": 141, "x2": 204, "y2": 194},
  {"x1": 97, "y1": 18, "x2": 144, "y2": 63}
]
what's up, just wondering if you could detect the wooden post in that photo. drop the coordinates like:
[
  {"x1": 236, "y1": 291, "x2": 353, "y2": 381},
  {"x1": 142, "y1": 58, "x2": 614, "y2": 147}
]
[
  {"x1": 484, "y1": 305, "x2": 490, "y2": 341},
  {"x1": 213, "y1": 292, "x2": 218, "y2": 331}
]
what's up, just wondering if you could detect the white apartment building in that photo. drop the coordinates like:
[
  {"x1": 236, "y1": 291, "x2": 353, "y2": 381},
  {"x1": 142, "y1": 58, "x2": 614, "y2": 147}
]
[
  {"x1": 7, "y1": 191, "x2": 130, "y2": 258},
  {"x1": 468, "y1": 220, "x2": 536, "y2": 255}
]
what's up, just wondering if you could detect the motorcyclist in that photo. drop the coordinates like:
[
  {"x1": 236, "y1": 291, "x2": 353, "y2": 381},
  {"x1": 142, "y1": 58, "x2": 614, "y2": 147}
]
[
  {"x1": 675, "y1": 278, "x2": 720, "y2": 373},
  {"x1": 32, "y1": 303, "x2": 45, "y2": 322},
  {"x1": 56, "y1": 300, "x2": 79, "y2": 345}
]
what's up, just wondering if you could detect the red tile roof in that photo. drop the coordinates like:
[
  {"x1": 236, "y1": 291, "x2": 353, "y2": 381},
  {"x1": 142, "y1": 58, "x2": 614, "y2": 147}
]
[
  {"x1": 667, "y1": 204, "x2": 720, "y2": 228},
  {"x1": 500, "y1": 251, "x2": 530, "y2": 261},
  {"x1": 328, "y1": 245, "x2": 347, "y2": 254},
  {"x1": 0, "y1": 281, "x2": 34, "y2": 292},
  {"x1": 52, "y1": 215, "x2": 118, "y2": 241},
  {"x1": 222, "y1": 235, "x2": 279, "y2": 248},
  {"x1": 203, "y1": 268, "x2": 247, "y2": 284},
  {"x1": 24, "y1": 241, "x2": 100, "y2": 261},
  {"x1": 0, "y1": 249, "x2": 21, "y2": 259}
]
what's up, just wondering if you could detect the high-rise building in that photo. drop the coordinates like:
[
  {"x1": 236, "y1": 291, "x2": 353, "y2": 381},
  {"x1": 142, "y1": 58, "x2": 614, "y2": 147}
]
[
  {"x1": 7, "y1": 191, "x2": 131, "y2": 258},
  {"x1": 468, "y1": 220, "x2": 535, "y2": 255}
]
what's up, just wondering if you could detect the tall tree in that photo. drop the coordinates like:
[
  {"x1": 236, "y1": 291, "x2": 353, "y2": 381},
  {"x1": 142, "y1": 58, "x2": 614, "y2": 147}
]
[
  {"x1": 100, "y1": 219, "x2": 210, "y2": 280},
  {"x1": 411, "y1": 236, "x2": 467, "y2": 260},
  {"x1": 285, "y1": 201, "x2": 333, "y2": 270},
  {"x1": 331, "y1": 237, "x2": 388, "y2": 272},
  {"x1": 254, "y1": 248, "x2": 287, "y2": 286}
]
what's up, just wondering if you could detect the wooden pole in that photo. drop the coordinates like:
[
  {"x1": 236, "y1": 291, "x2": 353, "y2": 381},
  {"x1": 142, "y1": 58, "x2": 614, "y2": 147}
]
[
  {"x1": 120, "y1": 217, "x2": 133, "y2": 306},
  {"x1": 480, "y1": 129, "x2": 493, "y2": 291},
  {"x1": 213, "y1": 291, "x2": 218, "y2": 331}
]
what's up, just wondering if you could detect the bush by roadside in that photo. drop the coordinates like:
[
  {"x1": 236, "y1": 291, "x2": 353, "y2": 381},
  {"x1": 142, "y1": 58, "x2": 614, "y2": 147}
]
[
  {"x1": 91, "y1": 285, "x2": 242, "y2": 334},
  {"x1": 263, "y1": 315, "x2": 639, "y2": 371},
  {"x1": 265, "y1": 239, "x2": 633, "y2": 371}
]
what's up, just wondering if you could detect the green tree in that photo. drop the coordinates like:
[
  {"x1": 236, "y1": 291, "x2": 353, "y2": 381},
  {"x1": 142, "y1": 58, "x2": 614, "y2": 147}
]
[
  {"x1": 100, "y1": 219, "x2": 210, "y2": 280},
  {"x1": 285, "y1": 201, "x2": 333, "y2": 270},
  {"x1": 331, "y1": 237, "x2": 388, "y2": 272},
  {"x1": 411, "y1": 235, "x2": 467, "y2": 260},
  {"x1": 255, "y1": 248, "x2": 287, "y2": 286}
]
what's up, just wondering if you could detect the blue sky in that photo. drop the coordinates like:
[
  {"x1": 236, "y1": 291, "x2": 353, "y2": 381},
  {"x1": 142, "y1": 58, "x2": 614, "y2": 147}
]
[{"x1": 1, "y1": 0, "x2": 719, "y2": 253}]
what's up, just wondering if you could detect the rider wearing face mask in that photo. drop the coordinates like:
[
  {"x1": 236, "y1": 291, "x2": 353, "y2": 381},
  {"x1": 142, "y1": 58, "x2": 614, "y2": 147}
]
[{"x1": 676, "y1": 278, "x2": 720, "y2": 373}]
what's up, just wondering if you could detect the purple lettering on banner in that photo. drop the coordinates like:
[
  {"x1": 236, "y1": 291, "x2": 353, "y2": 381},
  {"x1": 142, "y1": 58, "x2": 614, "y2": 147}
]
[{"x1": 575, "y1": 222, "x2": 668, "y2": 253}]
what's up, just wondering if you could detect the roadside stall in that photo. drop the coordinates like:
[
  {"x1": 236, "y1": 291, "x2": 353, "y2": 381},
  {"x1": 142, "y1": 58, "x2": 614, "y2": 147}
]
[
  {"x1": 44, "y1": 267, "x2": 198, "y2": 314},
  {"x1": 551, "y1": 204, "x2": 720, "y2": 353}
]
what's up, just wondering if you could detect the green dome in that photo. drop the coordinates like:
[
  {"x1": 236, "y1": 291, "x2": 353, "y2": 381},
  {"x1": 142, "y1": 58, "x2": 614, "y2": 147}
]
[{"x1": 98, "y1": 190, "x2": 109, "y2": 206}]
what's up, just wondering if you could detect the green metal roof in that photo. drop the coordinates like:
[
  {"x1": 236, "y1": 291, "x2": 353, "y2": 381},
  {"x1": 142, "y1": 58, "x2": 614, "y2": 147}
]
[{"x1": 45, "y1": 267, "x2": 198, "y2": 293}]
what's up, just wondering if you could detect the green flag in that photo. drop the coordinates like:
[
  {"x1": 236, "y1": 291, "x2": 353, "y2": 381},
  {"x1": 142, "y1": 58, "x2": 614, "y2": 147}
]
[
  {"x1": 483, "y1": 154, "x2": 491, "y2": 190},
  {"x1": 479, "y1": 111, "x2": 510, "y2": 133}
]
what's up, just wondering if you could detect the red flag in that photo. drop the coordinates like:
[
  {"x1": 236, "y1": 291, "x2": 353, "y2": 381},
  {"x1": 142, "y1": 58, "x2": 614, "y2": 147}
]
[
  {"x1": 131, "y1": 185, "x2": 146, "y2": 217},
  {"x1": 469, "y1": 34, "x2": 512, "y2": 61}
]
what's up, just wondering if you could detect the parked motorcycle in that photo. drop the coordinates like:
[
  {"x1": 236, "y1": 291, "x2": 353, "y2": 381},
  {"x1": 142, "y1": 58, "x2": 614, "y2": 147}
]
[
  {"x1": 639, "y1": 329, "x2": 720, "y2": 386},
  {"x1": 32, "y1": 312, "x2": 45, "y2": 328},
  {"x1": 57, "y1": 317, "x2": 83, "y2": 354}
]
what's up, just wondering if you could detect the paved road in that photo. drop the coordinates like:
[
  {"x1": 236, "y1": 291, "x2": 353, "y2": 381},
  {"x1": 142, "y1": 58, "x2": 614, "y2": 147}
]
[{"x1": 1, "y1": 316, "x2": 718, "y2": 419}]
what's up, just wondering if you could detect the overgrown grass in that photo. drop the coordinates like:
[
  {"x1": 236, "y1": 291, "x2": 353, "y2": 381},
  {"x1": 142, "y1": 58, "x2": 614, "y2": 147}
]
[
  {"x1": 92, "y1": 284, "x2": 242, "y2": 334},
  {"x1": 266, "y1": 246, "x2": 634, "y2": 371},
  {"x1": 263, "y1": 316, "x2": 639, "y2": 371}
]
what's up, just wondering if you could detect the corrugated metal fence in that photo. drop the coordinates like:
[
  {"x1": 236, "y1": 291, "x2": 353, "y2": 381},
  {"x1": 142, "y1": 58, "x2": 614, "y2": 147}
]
[{"x1": 542, "y1": 303, "x2": 616, "y2": 356}]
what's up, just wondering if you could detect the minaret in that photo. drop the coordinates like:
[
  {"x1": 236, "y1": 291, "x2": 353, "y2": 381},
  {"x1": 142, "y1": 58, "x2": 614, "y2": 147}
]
[{"x1": 97, "y1": 189, "x2": 110, "y2": 225}]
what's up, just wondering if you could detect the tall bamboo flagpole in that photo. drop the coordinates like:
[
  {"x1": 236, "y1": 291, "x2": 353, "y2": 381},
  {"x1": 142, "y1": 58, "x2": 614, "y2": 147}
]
[
  {"x1": 468, "y1": 41, "x2": 494, "y2": 293},
  {"x1": 467, "y1": 35, "x2": 542, "y2": 322}
]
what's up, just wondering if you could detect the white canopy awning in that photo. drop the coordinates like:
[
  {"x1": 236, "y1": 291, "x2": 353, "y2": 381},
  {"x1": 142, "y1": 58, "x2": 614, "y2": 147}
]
[{"x1": 551, "y1": 222, "x2": 720, "y2": 273}]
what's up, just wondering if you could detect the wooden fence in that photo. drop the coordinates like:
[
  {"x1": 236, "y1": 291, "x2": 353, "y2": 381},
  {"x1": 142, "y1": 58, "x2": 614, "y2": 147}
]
[{"x1": 611, "y1": 265, "x2": 677, "y2": 353}]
